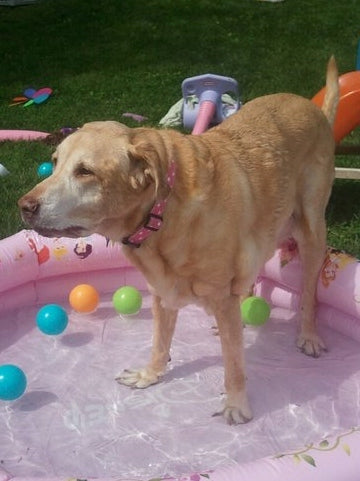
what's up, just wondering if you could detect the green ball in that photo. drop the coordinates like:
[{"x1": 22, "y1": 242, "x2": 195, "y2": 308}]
[
  {"x1": 112, "y1": 286, "x2": 142, "y2": 315},
  {"x1": 240, "y1": 296, "x2": 270, "y2": 326}
]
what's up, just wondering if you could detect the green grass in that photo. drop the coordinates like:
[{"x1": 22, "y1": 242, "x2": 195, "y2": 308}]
[{"x1": 1, "y1": 0, "x2": 359, "y2": 256}]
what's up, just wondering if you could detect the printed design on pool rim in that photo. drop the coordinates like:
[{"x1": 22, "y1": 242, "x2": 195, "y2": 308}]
[{"x1": 274, "y1": 427, "x2": 360, "y2": 468}]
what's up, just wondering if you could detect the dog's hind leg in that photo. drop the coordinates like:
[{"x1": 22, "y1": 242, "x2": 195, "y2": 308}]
[{"x1": 292, "y1": 201, "x2": 329, "y2": 357}]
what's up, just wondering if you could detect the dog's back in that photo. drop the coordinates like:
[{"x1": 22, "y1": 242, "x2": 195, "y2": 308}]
[
  {"x1": 212, "y1": 56, "x2": 338, "y2": 171},
  {"x1": 198, "y1": 58, "x2": 339, "y2": 244}
]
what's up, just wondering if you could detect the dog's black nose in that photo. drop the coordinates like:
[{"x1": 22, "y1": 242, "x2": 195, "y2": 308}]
[{"x1": 18, "y1": 196, "x2": 40, "y2": 221}]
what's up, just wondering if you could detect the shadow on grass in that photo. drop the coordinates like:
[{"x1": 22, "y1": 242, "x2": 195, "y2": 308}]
[
  {"x1": 328, "y1": 179, "x2": 360, "y2": 224},
  {"x1": 327, "y1": 178, "x2": 360, "y2": 256}
]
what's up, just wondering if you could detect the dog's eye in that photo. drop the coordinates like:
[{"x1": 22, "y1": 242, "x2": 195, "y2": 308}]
[{"x1": 75, "y1": 166, "x2": 95, "y2": 177}]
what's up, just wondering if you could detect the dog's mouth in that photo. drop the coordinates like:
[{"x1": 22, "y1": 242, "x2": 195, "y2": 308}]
[{"x1": 34, "y1": 225, "x2": 91, "y2": 239}]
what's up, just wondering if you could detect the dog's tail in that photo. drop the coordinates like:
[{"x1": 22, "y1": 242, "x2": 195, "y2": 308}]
[{"x1": 321, "y1": 55, "x2": 339, "y2": 127}]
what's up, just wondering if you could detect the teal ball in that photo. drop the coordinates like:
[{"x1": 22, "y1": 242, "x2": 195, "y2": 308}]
[
  {"x1": 37, "y1": 162, "x2": 53, "y2": 178},
  {"x1": 0, "y1": 364, "x2": 27, "y2": 401},
  {"x1": 36, "y1": 304, "x2": 68, "y2": 335}
]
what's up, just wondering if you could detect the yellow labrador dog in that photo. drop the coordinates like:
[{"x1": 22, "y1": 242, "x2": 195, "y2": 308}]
[{"x1": 19, "y1": 57, "x2": 339, "y2": 424}]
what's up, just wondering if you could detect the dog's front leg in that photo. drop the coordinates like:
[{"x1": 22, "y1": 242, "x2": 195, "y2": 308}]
[
  {"x1": 212, "y1": 295, "x2": 253, "y2": 425},
  {"x1": 116, "y1": 295, "x2": 178, "y2": 388}
]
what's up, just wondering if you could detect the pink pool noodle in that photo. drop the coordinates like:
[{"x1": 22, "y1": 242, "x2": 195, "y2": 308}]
[{"x1": 0, "y1": 130, "x2": 49, "y2": 141}]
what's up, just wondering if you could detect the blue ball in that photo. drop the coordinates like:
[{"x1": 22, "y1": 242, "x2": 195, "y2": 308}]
[
  {"x1": 0, "y1": 364, "x2": 27, "y2": 401},
  {"x1": 36, "y1": 304, "x2": 68, "y2": 335},
  {"x1": 37, "y1": 162, "x2": 53, "y2": 178}
]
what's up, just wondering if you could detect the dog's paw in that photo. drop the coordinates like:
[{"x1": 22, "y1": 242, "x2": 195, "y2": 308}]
[
  {"x1": 297, "y1": 333, "x2": 327, "y2": 358},
  {"x1": 213, "y1": 405, "x2": 253, "y2": 425},
  {"x1": 115, "y1": 368, "x2": 160, "y2": 389},
  {"x1": 213, "y1": 392, "x2": 253, "y2": 425}
]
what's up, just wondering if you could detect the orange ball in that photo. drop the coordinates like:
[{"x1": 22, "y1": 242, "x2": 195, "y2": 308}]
[{"x1": 69, "y1": 284, "x2": 99, "y2": 313}]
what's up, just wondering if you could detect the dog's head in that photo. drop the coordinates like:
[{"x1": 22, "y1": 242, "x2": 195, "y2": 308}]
[{"x1": 18, "y1": 121, "x2": 169, "y2": 241}]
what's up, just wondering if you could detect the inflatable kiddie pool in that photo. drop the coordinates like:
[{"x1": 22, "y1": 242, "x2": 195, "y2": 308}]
[
  {"x1": 1, "y1": 107, "x2": 360, "y2": 480},
  {"x1": 0, "y1": 230, "x2": 360, "y2": 481}
]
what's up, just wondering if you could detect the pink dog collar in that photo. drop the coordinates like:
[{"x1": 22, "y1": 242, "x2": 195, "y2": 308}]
[{"x1": 122, "y1": 161, "x2": 176, "y2": 248}]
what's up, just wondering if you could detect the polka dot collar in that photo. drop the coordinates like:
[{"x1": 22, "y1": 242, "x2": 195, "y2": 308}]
[{"x1": 122, "y1": 161, "x2": 176, "y2": 248}]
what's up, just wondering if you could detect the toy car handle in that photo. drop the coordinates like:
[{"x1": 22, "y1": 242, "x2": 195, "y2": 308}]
[{"x1": 192, "y1": 99, "x2": 217, "y2": 135}]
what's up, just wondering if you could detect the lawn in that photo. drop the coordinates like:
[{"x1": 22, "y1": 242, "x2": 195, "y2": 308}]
[{"x1": 0, "y1": 0, "x2": 359, "y2": 255}]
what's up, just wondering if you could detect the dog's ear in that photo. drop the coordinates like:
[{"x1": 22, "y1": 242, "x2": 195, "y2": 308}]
[{"x1": 127, "y1": 142, "x2": 165, "y2": 195}]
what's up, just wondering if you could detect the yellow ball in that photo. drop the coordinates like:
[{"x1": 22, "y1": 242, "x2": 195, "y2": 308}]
[{"x1": 69, "y1": 284, "x2": 99, "y2": 313}]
